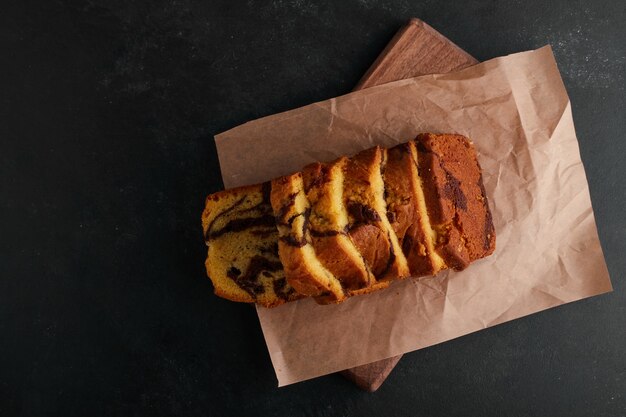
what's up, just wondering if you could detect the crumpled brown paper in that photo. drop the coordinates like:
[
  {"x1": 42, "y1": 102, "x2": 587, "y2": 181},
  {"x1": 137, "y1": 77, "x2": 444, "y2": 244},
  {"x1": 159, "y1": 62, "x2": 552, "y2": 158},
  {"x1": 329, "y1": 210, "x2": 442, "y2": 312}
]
[{"x1": 214, "y1": 46, "x2": 612, "y2": 386}]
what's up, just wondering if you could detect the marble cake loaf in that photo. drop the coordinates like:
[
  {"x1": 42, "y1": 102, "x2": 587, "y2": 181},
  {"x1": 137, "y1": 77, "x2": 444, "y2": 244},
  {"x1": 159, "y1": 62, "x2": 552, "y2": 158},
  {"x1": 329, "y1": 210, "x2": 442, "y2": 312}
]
[{"x1": 201, "y1": 133, "x2": 495, "y2": 307}]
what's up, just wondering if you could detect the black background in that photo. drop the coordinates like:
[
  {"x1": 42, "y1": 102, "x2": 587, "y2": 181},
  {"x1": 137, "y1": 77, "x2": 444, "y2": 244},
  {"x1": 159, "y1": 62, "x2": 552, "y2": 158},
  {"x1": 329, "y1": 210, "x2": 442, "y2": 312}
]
[{"x1": 2, "y1": 1, "x2": 625, "y2": 416}]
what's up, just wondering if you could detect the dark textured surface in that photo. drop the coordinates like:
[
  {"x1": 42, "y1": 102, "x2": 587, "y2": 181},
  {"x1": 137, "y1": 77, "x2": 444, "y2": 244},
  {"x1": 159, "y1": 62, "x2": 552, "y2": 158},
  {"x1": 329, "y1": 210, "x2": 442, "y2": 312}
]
[{"x1": 1, "y1": 0, "x2": 625, "y2": 416}]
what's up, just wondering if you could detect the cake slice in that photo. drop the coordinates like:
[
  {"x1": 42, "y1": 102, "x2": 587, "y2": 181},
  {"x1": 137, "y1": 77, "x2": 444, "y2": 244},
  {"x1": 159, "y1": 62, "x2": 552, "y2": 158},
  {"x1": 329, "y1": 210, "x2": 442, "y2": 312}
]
[
  {"x1": 201, "y1": 183, "x2": 302, "y2": 307},
  {"x1": 415, "y1": 133, "x2": 496, "y2": 270},
  {"x1": 383, "y1": 141, "x2": 446, "y2": 276},
  {"x1": 302, "y1": 159, "x2": 373, "y2": 292},
  {"x1": 343, "y1": 146, "x2": 410, "y2": 280},
  {"x1": 270, "y1": 173, "x2": 345, "y2": 301}
]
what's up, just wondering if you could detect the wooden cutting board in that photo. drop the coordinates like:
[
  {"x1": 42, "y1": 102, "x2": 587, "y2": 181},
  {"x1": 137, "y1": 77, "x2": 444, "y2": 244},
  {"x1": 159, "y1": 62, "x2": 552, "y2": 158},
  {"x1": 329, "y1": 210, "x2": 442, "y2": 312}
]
[{"x1": 341, "y1": 18, "x2": 478, "y2": 392}]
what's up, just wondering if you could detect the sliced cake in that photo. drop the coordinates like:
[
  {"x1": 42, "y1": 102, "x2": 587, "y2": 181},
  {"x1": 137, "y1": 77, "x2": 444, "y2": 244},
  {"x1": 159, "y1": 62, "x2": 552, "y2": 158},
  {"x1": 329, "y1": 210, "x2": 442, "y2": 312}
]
[
  {"x1": 415, "y1": 133, "x2": 496, "y2": 270},
  {"x1": 383, "y1": 141, "x2": 446, "y2": 276},
  {"x1": 201, "y1": 133, "x2": 496, "y2": 307},
  {"x1": 302, "y1": 159, "x2": 373, "y2": 292},
  {"x1": 270, "y1": 173, "x2": 345, "y2": 301},
  {"x1": 201, "y1": 183, "x2": 302, "y2": 307},
  {"x1": 343, "y1": 146, "x2": 410, "y2": 280}
]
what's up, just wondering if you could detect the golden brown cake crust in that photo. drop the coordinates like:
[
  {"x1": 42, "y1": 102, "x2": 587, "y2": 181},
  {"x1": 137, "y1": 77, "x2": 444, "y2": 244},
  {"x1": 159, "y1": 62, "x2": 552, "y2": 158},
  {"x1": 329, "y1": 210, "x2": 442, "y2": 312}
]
[{"x1": 416, "y1": 133, "x2": 496, "y2": 270}]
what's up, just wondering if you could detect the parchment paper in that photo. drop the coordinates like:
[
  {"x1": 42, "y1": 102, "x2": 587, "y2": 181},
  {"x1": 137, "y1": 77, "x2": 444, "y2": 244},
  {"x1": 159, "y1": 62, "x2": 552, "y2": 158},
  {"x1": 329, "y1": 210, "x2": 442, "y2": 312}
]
[{"x1": 215, "y1": 46, "x2": 612, "y2": 386}]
